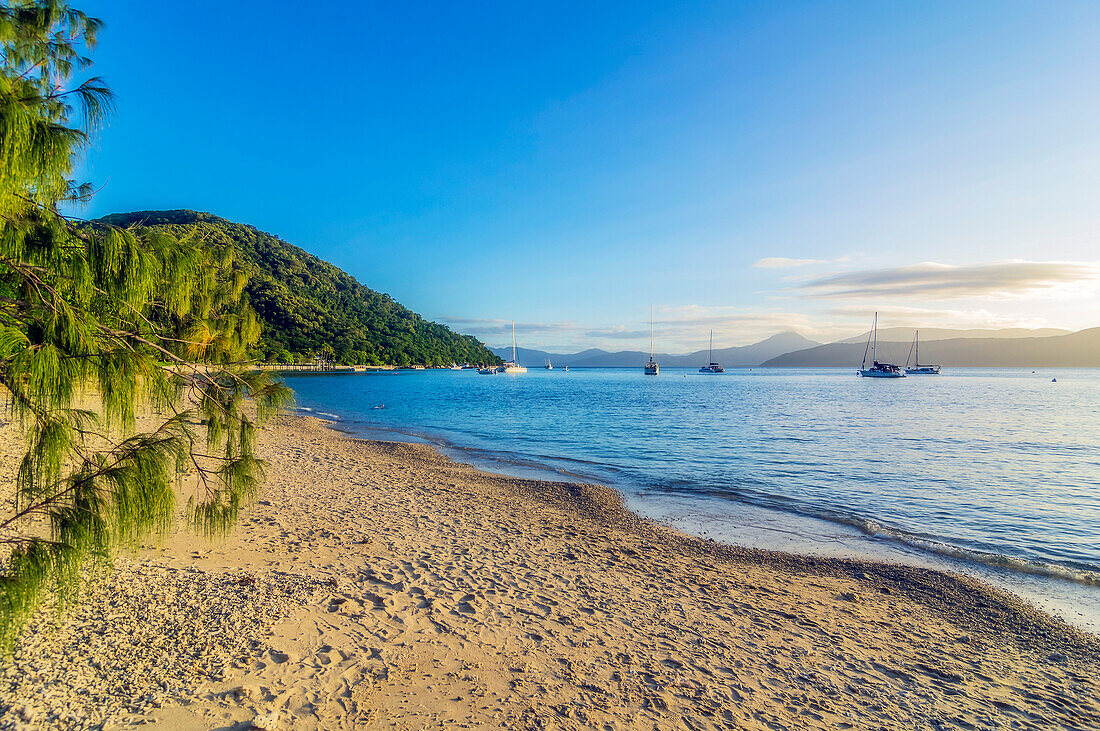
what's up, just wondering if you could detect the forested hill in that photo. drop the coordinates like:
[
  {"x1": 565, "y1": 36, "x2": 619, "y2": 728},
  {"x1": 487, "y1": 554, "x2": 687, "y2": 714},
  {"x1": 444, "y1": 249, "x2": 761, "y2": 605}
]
[{"x1": 97, "y1": 210, "x2": 500, "y2": 367}]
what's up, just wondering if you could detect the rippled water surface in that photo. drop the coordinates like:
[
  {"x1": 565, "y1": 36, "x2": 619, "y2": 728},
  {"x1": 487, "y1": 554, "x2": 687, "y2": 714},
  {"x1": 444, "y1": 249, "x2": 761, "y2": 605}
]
[{"x1": 285, "y1": 367, "x2": 1100, "y2": 629}]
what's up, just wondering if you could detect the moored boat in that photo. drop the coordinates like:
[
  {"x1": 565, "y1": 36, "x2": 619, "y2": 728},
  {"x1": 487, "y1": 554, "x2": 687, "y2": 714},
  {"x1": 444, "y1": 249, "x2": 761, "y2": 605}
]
[
  {"x1": 644, "y1": 305, "x2": 659, "y2": 375},
  {"x1": 904, "y1": 330, "x2": 941, "y2": 374},
  {"x1": 860, "y1": 361, "x2": 906, "y2": 378},
  {"x1": 502, "y1": 321, "x2": 527, "y2": 374},
  {"x1": 858, "y1": 313, "x2": 906, "y2": 378},
  {"x1": 698, "y1": 330, "x2": 724, "y2": 373}
]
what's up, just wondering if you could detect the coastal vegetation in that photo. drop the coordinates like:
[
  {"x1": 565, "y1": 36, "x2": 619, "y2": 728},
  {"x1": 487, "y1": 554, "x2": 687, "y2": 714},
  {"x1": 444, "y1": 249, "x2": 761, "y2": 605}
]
[
  {"x1": 97, "y1": 210, "x2": 502, "y2": 368},
  {"x1": 0, "y1": 1, "x2": 289, "y2": 650}
]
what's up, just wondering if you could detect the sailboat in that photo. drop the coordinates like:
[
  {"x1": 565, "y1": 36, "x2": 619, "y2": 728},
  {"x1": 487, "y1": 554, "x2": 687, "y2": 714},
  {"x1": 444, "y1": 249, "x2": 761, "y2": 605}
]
[
  {"x1": 644, "y1": 304, "x2": 659, "y2": 375},
  {"x1": 545, "y1": 359, "x2": 553, "y2": 370},
  {"x1": 698, "y1": 330, "x2": 724, "y2": 373},
  {"x1": 502, "y1": 322, "x2": 527, "y2": 374},
  {"x1": 904, "y1": 330, "x2": 941, "y2": 374},
  {"x1": 858, "y1": 313, "x2": 905, "y2": 378}
]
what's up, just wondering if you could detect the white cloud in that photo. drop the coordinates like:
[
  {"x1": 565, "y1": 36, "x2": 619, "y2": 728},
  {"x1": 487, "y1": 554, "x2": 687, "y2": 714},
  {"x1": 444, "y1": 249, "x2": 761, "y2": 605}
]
[
  {"x1": 645, "y1": 306, "x2": 821, "y2": 348},
  {"x1": 752, "y1": 257, "x2": 827, "y2": 269},
  {"x1": 439, "y1": 257, "x2": 1100, "y2": 352},
  {"x1": 437, "y1": 317, "x2": 583, "y2": 336},
  {"x1": 437, "y1": 317, "x2": 598, "y2": 350},
  {"x1": 825, "y1": 305, "x2": 1052, "y2": 330},
  {"x1": 793, "y1": 260, "x2": 1100, "y2": 300},
  {"x1": 439, "y1": 310, "x2": 822, "y2": 351},
  {"x1": 583, "y1": 325, "x2": 647, "y2": 340}
]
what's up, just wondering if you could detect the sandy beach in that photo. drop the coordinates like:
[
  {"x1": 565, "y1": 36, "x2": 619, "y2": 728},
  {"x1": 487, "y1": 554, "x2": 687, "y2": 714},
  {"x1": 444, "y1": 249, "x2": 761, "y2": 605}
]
[{"x1": 2, "y1": 413, "x2": 1098, "y2": 730}]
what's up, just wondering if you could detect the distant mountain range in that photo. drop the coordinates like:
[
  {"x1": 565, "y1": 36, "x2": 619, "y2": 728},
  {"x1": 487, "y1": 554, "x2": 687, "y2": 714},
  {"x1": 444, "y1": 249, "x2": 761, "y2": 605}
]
[
  {"x1": 764, "y1": 328, "x2": 1100, "y2": 368},
  {"x1": 492, "y1": 332, "x2": 820, "y2": 367},
  {"x1": 500, "y1": 327, "x2": 1100, "y2": 368}
]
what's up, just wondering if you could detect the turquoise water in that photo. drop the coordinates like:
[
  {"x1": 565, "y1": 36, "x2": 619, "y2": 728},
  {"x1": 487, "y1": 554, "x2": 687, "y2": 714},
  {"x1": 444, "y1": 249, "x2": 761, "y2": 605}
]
[{"x1": 285, "y1": 367, "x2": 1100, "y2": 631}]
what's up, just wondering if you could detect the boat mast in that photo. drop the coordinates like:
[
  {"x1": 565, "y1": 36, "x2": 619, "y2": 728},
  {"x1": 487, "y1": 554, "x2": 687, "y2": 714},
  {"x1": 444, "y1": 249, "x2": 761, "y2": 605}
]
[
  {"x1": 862, "y1": 313, "x2": 874, "y2": 369},
  {"x1": 709, "y1": 330, "x2": 713, "y2": 364},
  {"x1": 512, "y1": 321, "x2": 516, "y2": 364},
  {"x1": 871, "y1": 312, "x2": 880, "y2": 362},
  {"x1": 905, "y1": 330, "x2": 916, "y2": 369},
  {"x1": 650, "y1": 304, "x2": 654, "y2": 361},
  {"x1": 915, "y1": 330, "x2": 919, "y2": 366}
]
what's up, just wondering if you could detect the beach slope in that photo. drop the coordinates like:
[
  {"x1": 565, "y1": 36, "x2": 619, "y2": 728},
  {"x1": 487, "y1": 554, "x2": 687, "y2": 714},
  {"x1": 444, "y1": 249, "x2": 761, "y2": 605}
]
[{"x1": 2, "y1": 415, "x2": 1098, "y2": 729}]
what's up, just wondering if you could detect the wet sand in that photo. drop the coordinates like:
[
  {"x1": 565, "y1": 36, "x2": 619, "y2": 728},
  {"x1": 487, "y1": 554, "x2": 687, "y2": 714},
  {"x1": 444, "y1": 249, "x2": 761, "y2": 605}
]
[{"x1": 2, "y1": 414, "x2": 1098, "y2": 729}]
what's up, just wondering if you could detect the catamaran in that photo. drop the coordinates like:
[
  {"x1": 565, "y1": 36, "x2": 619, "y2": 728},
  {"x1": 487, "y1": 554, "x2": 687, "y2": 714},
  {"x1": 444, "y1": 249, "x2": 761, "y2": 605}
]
[
  {"x1": 502, "y1": 321, "x2": 527, "y2": 374},
  {"x1": 644, "y1": 304, "x2": 659, "y2": 375},
  {"x1": 858, "y1": 313, "x2": 905, "y2": 378},
  {"x1": 698, "y1": 330, "x2": 724, "y2": 373},
  {"x1": 904, "y1": 330, "x2": 941, "y2": 374}
]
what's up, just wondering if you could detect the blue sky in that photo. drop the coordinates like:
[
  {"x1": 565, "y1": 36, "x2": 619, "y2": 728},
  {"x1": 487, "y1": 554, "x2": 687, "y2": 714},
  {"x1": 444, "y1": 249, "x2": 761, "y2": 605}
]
[{"x1": 79, "y1": 1, "x2": 1100, "y2": 351}]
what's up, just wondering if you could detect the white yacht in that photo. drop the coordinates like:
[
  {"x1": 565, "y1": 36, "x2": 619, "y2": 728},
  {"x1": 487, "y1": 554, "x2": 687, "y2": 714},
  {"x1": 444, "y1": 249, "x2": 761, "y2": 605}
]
[
  {"x1": 644, "y1": 305, "x2": 659, "y2": 375},
  {"x1": 502, "y1": 321, "x2": 527, "y2": 374},
  {"x1": 904, "y1": 330, "x2": 941, "y2": 375},
  {"x1": 858, "y1": 313, "x2": 906, "y2": 378},
  {"x1": 698, "y1": 330, "x2": 724, "y2": 373}
]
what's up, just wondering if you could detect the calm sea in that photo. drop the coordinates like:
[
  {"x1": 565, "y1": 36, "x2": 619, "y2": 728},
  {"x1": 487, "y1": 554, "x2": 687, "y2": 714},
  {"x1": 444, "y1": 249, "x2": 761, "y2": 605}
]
[{"x1": 284, "y1": 367, "x2": 1100, "y2": 633}]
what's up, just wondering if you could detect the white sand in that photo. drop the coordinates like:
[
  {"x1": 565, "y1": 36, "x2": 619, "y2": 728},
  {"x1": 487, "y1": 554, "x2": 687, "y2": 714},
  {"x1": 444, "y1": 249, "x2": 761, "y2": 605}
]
[{"x1": 2, "y1": 414, "x2": 1098, "y2": 729}]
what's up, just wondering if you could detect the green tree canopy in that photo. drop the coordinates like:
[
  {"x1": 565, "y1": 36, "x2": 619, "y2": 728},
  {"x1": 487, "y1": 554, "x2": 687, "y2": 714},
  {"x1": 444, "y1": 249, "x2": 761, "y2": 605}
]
[{"x1": 0, "y1": 1, "x2": 289, "y2": 650}]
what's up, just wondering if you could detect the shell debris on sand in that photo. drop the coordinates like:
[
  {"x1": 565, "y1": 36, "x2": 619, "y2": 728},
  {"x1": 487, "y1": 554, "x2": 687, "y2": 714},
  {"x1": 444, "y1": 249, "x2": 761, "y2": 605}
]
[{"x1": 0, "y1": 562, "x2": 329, "y2": 730}]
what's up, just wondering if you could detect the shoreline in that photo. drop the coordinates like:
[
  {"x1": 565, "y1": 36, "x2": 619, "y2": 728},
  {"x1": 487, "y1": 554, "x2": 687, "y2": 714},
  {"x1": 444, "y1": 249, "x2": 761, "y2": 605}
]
[
  {"x1": 2, "y1": 414, "x2": 1098, "y2": 728},
  {"x1": 314, "y1": 408, "x2": 1100, "y2": 634},
  {"x1": 414, "y1": 421, "x2": 1097, "y2": 661}
]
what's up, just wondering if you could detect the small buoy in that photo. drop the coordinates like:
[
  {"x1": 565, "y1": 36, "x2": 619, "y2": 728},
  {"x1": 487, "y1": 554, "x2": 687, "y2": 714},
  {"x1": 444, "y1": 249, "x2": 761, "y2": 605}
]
[{"x1": 1051, "y1": 378, "x2": 1057, "y2": 382}]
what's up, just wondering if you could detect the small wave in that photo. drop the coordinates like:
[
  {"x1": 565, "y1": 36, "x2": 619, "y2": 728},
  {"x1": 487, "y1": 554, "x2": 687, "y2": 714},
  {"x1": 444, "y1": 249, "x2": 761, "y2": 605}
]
[
  {"x1": 295, "y1": 406, "x2": 340, "y2": 420},
  {"x1": 646, "y1": 482, "x2": 1100, "y2": 588},
  {"x1": 850, "y1": 519, "x2": 1100, "y2": 587},
  {"x1": 444, "y1": 445, "x2": 597, "y2": 483},
  {"x1": 529, "y1": 452, "x2": 632, "y2": 475},
  {"x1": 334, "y1": 421, "x2": 600, "y2": 484},
  {"x1": 298, "y1": 400, "x2": 1100, "y2": 590}
]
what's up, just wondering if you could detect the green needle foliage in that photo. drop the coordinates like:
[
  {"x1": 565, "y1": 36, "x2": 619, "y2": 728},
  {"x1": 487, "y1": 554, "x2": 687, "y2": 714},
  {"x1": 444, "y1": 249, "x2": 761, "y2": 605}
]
[{"x1": 0, "y1": 1, "x2": 291, "y2": 651}]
